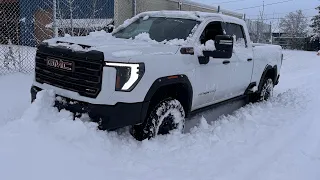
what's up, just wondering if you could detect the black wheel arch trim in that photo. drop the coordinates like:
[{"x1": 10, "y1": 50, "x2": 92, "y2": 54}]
[
  {"x1": 144, "y1": 74, "x2": 193, "y2": 115},
  {"x1": 258, "y1": 65, "x2": 278, "y2": 91}
]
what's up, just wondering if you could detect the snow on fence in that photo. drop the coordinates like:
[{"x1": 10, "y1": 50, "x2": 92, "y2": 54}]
[{"x1": 0, "y1": 0, "x2": 271, "y2": 75}]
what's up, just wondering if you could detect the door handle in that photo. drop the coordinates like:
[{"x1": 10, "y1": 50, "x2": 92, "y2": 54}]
[
  {"x1": 247, "y1": 58, "x2": 253, "y2": 62},
  {"x1": 223, "y1": 60, "x2": 230, "y2": 65}
]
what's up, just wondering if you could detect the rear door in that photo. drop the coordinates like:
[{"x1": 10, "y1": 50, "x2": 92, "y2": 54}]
[{"x1": 224, "y1": 23, "x2": 254, "y2": 96}]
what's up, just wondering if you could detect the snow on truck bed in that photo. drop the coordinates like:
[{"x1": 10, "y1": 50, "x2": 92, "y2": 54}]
[{"x1": 1, "y1": 50, "x2": 320, "y2": 180}]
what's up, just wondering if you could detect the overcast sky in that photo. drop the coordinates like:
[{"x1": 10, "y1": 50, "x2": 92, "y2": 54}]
[{"x1": 195, "y1": 0, "x2": 319, "y2": 22}]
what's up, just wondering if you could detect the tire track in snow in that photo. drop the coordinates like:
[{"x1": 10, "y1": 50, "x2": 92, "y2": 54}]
[
  {"x1": 201, "y1": 51, "x2": 320, "y2": 180},
  {"x1": 201, "y1": 89, "x2": 310, "y2": 180}
]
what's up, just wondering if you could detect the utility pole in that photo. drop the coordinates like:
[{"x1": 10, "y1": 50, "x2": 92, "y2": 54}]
[
  {"x1": 53, "y1": 0, "x2": 58, "y2": 37},
  {"x1": 178, "y1": 1, "x2": 182, "y2": 11},
  {"x1": 270, "y1": 21, "x2": 272, "y2": 44},
  {"x1": 257, "y1": 1, "x2": 265, "y2": 43}
]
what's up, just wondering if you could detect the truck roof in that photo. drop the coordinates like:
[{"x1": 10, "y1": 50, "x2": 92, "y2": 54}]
[
  {"x1": 139, "y1": 10, "x2": 243, "y2": 21},
  {"x1": 115, "y1": 10, "x2": 247, "y2": 33}
]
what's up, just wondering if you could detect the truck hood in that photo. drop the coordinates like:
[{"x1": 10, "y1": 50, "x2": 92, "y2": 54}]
[{"x1": 44, "y1": 33, "x2": 180, "y2": 62}]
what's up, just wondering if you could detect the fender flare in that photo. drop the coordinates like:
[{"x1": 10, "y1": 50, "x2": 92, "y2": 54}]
[
  {"x1": 258, "y1": 65, "x2": 278, "y2": 91},
  {"x1": 144, "y1": 74, "x2": 193, "y2": 114}
]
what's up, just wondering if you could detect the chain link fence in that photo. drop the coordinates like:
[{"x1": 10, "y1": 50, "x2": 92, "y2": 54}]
[
  {"x1": 0, "y1": 0, "x2": 113, "y2": 75},
  {"x1": 0, "y1": 0, "x2": 271, "y2": 75}
]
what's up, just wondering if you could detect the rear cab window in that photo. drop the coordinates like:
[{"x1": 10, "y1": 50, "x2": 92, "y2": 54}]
[{"x1": 224, "y1": 23, "x2": 247, "y2": 48}]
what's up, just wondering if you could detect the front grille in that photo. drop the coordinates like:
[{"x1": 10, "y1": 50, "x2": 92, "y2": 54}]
[{"x1": 35, "y1": 44, "x2": 104, "y2": 98}]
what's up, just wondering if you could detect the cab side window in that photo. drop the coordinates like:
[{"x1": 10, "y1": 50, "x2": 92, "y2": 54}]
[
  {"x1": 200, "y1": 22, "x2": 224, "y2": 44},
  {"x1": 225, "y1": 23, "x2": 247, "y2": 47}
]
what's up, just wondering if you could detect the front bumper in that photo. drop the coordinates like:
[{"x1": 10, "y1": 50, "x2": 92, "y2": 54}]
[{"x1": 31, "y1": 86, "x2": 149, "y2": 130}]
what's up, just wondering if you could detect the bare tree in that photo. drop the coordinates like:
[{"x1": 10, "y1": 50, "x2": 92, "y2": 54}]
[
  {"x1": 280, "y1": 10, "x2": 308, "y2": 49},
  {"x1": 256, "y1": 1, "x2": 265, "y2": 43}
]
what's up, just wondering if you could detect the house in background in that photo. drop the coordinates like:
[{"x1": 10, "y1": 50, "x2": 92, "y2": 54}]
[
  {"x1": 0, "y1": 0, "x2": 113, "y2": 46},
  {"x1": 1, "y1": 0, "x2": 244, "y2": 47},
  {"x1": 18, "y1": 0, "x2": 113, "y2": 46}
]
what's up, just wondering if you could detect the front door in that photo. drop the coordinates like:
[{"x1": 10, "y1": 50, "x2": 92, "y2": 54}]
[{"x1": 192, "y1": 21, "x2": 234, "y2": 110}]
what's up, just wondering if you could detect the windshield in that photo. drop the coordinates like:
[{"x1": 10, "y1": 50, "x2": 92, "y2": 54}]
[{"x1": 113, "y1": 17, "x2": 199, "y2": 42}]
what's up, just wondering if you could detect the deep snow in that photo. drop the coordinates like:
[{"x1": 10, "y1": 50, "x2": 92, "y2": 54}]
[{"x1": 0, "y1": 50, "x2": 320, "y2": 180}]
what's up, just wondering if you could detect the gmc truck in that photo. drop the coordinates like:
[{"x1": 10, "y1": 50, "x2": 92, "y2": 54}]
[{"x1": 31, "y1": 11, "x2": 283, "y2": 141}]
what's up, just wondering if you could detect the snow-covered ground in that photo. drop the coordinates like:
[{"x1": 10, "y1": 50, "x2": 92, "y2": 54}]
[{"x1": 0, "y1": 50, "x2": 319, "y2": 180}]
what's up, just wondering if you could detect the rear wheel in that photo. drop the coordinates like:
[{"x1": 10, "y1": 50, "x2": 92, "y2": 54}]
[
  {"x1": 259, "y1": 78, "x2": 274, "y2": 101},
  {"x1": 130, "y1": 98, "x2": 185, "y2": 141},
  {"x1": 250, "y1": 78, "x2": 274, "y2": 103}
]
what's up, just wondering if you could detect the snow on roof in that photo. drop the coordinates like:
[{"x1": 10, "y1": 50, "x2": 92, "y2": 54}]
[
  {"x1": 175, "y1": 0, "x2": 243, "y2": 18},
  {"x1": 113, "y1": 10, "x2": 246, "y2": 34},
  {"x1": 138, "y1": 10, "x2": 243, "y2": 21},
  {"x1": 46, "y1": 19, "x2": 113, "y2": 29},
  {"x1": 166, "y1": 0, "x2": 243, "y2": 18}
]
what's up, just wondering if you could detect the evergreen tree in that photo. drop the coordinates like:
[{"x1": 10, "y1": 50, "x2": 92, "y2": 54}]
[{"x1": 310, "y1": 6, "x2": 320, "y2": 40}]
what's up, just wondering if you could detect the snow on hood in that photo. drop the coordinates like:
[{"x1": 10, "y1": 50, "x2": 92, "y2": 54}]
[{"x1": 44, "y1": 31, "x2": 180, "y2": 61}]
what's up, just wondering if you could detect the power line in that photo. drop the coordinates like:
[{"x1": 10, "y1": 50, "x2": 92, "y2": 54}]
[
  {"x1": 246, "y1": 8, "x2": 316, "y2": 18},
  {"x1": 248, "y1": 15, "x2": 315, "y2": 21},
  {"x1": 235, "y1": 0, "x2": 294, "y2": 11}
]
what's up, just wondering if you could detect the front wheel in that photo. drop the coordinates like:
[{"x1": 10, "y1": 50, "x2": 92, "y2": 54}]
[{"x1": 130, "y1": 98, "x2": 185, "y2": 141}]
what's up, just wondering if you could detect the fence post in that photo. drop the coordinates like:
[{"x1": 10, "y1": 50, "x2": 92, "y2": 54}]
[
  {"x1": 53, "y1": 0, "x2": 58, "y2": 37},
  {"x1": 270, "y1": 22, "x2": 272, "y2": 44},
  {"x1": 132, "y1": 0, "x2": 137, "y2": 16}
]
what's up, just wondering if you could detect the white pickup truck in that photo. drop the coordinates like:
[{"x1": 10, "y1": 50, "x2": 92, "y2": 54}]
[{"x1": 31, "y1": 11, "x2": 283, "y2": 141}]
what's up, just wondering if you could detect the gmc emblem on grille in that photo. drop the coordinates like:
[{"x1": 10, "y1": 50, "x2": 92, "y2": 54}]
[{"x1": 46, "y1": 58, "x2": 73, "y2": 71}]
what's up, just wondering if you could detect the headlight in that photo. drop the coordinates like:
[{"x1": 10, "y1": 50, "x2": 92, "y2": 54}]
[{"x1": 105, "y1": 62, "x2": 145, "y2": 91}]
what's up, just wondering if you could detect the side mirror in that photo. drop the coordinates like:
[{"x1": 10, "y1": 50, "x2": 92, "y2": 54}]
[{"x1": 202, "y1": 35, "x2": 234, "y2": 59}]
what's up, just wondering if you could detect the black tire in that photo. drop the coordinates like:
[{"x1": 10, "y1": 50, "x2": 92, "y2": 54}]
[
  {"x1": 250, "y1": 78, "x2": 274, "y2": 103},
  {"x1": 130, "y1": 98, "x2": 185, "y2": 141}
]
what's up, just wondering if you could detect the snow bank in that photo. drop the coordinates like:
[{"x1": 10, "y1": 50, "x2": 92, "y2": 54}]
[
  {"x1": 0, "y1": 73, "x2": 32, "y2": 126},
  {"x1": 0, "y1": 82, "x2": 315, "y2": 180}
]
